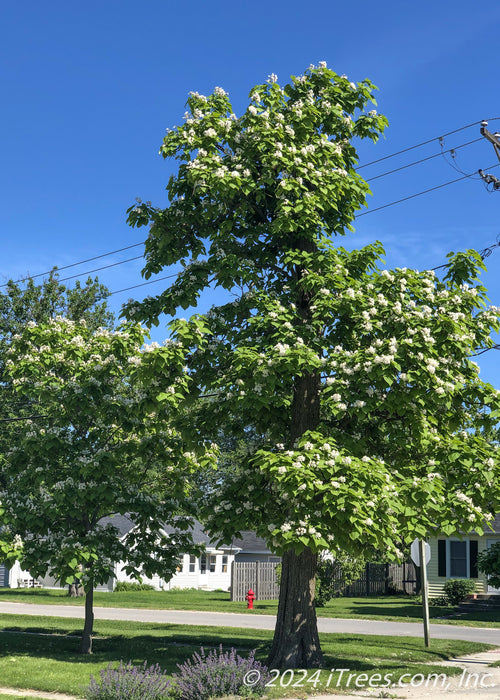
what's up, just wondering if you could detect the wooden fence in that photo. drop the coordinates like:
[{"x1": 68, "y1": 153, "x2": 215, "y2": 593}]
[
  {"x1": 339, "y1": 561, "x2": 417, "y2": 596},
  {"x1": 231, "y1": 561, "x2": 280, "y2": 601},
  {"x1": 230, "y1": 559, "x2": 417, "y2": 601}
]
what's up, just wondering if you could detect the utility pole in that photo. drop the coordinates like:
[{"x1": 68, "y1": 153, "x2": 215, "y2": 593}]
[
  {"x1": 479, "y1": 120, "x2": 500, "y2": 190},
  {"x1": 480, "y1": 121, "x2": 500, "y2": 162}
]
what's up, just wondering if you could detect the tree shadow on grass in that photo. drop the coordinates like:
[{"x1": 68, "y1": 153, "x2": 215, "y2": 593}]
[
  {"x1": 0, "y1": 588, "x2": 69, "y2": 600},
  {"x1": 0, "y1": 625, "x2": 272, "y2": 672},
  {"x1": 319, "y1": 597, "x2": 450, "y2": 620}
]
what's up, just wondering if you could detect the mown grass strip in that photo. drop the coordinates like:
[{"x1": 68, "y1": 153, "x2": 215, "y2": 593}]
[{"x1": 0, "y1": 613, "x2": 494, "y2": 698}]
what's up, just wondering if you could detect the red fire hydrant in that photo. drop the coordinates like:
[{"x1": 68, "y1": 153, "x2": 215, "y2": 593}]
[{"x1": 245, "y1": 588, "x2": 256, "y2": 609}]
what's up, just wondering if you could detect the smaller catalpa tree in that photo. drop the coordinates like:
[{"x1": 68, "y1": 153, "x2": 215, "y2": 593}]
[{"x1": 2, "y1": 317, "x2": 216, "y2": 653}]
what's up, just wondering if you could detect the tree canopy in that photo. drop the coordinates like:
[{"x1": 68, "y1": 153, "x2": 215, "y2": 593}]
[
  {"x1": 123, "y1": 63, "x2": 500, "y2": 667},
  {"x1": 2, "y1": 317, "x2": 216, "y2": 652}
]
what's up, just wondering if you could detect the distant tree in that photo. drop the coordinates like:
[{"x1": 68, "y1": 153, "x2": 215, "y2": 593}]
[
  {"x1": 478, "y1": 542, "x2": 500, "y2": 589},
  {"x1": 123, "y1": 64, "x2": 500, "y2": 668},
  {"x1": 315, "y1": 551, "x2": 367, "y2": 607},
  {"x1": 0, "y1": 272, "x2": 113, "y2": 341},
  {"x1": 0, "y1": 273, "x2": 114, "y2": 466},
  {"x1": 2, "y1": 317, "x2": 215, "y2": 653}
]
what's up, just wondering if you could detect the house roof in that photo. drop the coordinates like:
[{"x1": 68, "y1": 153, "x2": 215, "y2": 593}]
[
  {"x1": 488, "y1": 514, "x2": 500, "y2": 534},
  {"x1": 162, "y1": 520, "x2": 236, "y2": 550},
  {"x1": 229, "y1": 531, "x2": 272, "y2": 554},
  {"x1": 102, "y1": 514, "x2": 136, "y2": 538},
  {"x1": 101, "y1": 516, "x2": 263, "y2": 552}
]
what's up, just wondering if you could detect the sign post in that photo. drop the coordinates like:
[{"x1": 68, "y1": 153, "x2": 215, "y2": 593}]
[{"x1": 411, "y1": 538, "x2": 431, "y2": 648}]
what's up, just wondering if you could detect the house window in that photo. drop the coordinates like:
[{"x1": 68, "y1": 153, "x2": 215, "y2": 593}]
[
  {"x1": 222, "y1": 555, "x2": 228, "y2": 573},
  {"x1": 209, "y1": 555, "x2": 216, "y2": 573},
  {"x1": 176, "y1": 557, "x2": 183, "y2": 573},
  {"x1": 200, "y1": 554, "x2": 207, "y2": 573},
  {"x1": 189, "y1": 555, "x2": 196, "y2": 573},
  {"x1": 449, "y1": 541, "x2": 467, "y2": 577},
  {"x1": 438, "y1": 539, "x2": 478, "y2": 579}
]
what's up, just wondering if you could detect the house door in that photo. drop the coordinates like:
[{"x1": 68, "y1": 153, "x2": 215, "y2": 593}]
[{"x1": 486, "y1": 540, "x2": 500, "y2": 594}]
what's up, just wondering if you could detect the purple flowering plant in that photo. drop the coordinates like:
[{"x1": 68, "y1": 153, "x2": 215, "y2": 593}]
[
  {"x1": 171, "y1": 645, "x2": 271, "y2": 699},
  {"x1": 83, "y1": 660, "x2": 172, "y2": 700}
]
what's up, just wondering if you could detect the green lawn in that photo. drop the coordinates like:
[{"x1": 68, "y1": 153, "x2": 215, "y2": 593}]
[
  {"x1": 1, "y1": 588, "x2": 498, "y2": 627},
  {"x1": 0, "y1": 613, "x2": 494, "y2": 698}
]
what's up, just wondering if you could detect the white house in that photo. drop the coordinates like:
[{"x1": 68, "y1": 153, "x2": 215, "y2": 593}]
[
  {"x1": 113, "y1": 517, "x2": 278, "y2": 591},
  {"x1": 1, "y1": 517, "x2": 278, "y2": 592},
  {"x1": 0, "y1": 560, "x2": 34, "y2": 589},
  {"x1": 113, "y1": 517, "x2": 238, "y2": 591}
]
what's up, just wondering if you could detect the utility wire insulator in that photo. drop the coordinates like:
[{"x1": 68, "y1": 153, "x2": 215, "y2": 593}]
[
  {"x1": 478, "y1": 169, "x2": 500, "y2": 190},
  {"x1": 480, "y1": 123, "x2": 500, "y2": 163}
]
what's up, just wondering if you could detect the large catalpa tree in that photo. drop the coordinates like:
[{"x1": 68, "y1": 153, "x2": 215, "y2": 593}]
[
  {"x1": 124, "y1": 64, "x2": 500, "y2": 668},
  {"x1": 3, "y1": 318, "x2": 216, "y2": 653}
]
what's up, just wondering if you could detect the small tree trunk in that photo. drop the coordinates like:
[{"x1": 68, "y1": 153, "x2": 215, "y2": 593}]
[
  {"x1": 267, "y1": 547, "x2": 323, "y2": 668},
  {"x1": 68, "y1": 582, "x2": 84, "y2": 597},
  {"x1": 80, "y1": 581, "x2": 94, "y2": 654}
]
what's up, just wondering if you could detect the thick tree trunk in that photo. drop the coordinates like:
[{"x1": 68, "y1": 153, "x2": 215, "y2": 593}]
[
  {"x1": 80, "y1": 582, "x2": 94, "y2": 654},
  {"x1": 268, "y1": 238, "x2": 324, "y2": 668},
  {"x1": 268, "y1": 548, "x2": 323, "y2": 668},
  {"x1": 268, "y1": 369, "x2": 323, "y2": 668}
]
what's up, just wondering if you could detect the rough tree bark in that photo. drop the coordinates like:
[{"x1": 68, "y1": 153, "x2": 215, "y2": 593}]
[
  {"x1": 267, "y1": 234, "x2": 325, "y2": 669},
  {"x1": 267, "y1": 547, "x2": 322, "y2": 668},
  {"x1": 80, "y1": 580, "x2": 94, "y2": 654},
  {"x1": 268, "y1": 369, "x2": 324, "y2": 668}
]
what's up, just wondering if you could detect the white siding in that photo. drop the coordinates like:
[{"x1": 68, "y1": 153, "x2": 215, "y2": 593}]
[
  {"x1": 6, "y1": 561, "x2": 32, "y2": 588},
  {"x1": 114, "y1": 551, "x2": 235, "y2": 591}
]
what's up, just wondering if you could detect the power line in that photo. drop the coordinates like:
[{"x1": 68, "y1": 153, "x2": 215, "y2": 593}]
[
  {"x1": 432, "y1": 236, "x2": 500, "y2": 272},
  {"x1": 0, "y1": 242, "x2": 146, "y2": 289},
  {"x1": 358, "y1": 118, "x2": 500, "y2": 170},
  {"x1": 365, "y1": 138, "x2": 482, "y2": 183},
  {"x1": 5, "y1": 155, "x2": 497, "y2": 297},
  {"x1": 356, "y1": 163, "x2": 500, "y2": 218},
  {"x1": 4, "y1": 239, "x2": 500, "y2": 423},
  {"x1": 2, "y1": 121, "x2": 498, "y2": 292},
  {"x1": 109, "y1": 272, "x2": 180, "y2": 297},
  {"x1": 56, "y1": 255, "x2": 144, "y2": 284}
]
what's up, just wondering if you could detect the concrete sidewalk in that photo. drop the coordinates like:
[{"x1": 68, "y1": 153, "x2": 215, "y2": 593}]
[{"x1": 280, "y1": 649, "x2": 500, "y2": 699}]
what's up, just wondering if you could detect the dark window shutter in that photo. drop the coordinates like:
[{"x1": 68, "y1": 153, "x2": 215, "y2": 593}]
[
  {"x1": 469, "y1": 540, "x2": 478, "y2": 578},
  {"x1": 438, "y1": 539, "x2": 446, "y2": 577}
]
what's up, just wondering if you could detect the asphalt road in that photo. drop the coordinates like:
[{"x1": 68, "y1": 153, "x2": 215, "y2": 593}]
[{"x1": 0, "y1": 601, "x2": 499, "y2": 645}]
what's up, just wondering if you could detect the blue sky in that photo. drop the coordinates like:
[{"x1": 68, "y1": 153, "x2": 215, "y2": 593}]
[{"x1": 2, "y1": 1, "x2": 500, "y2": 385}]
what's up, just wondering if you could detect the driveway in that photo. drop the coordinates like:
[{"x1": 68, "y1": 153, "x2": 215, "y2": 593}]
[{"x1": 0, "y1": 601, "x2": 499, "y2": 645}]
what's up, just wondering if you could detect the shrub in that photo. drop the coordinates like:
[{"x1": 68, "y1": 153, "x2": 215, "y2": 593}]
[
  {"x1": 83, "y1": 661, "x2": 171, "y2": 700},
  {"x1": 429, "y1": 595, "x2": 450, "y2": 606},
  {"x1": 315, "y1": 553, "x2": 366, "y2": 607},
  {"x1": 114, "y1": 581, "x2": 155, "y2": 592},
  {"x1": 172, "y1": 645, "x2": 271, "y2": 699},
  {"x1": 443, "y1": 578, "x2": 476, "y2": 606}
]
